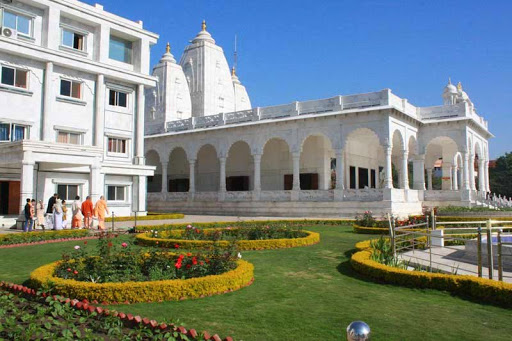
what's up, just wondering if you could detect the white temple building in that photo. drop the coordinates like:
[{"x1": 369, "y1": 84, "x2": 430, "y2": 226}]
[{"x1": 145, "y1": 22, "x2": 493, "y2": 217}]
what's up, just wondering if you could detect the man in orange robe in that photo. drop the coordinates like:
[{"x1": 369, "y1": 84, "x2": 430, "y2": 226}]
[{"x1": 81, "y1": 196, "x2": 94, "y2": 229}]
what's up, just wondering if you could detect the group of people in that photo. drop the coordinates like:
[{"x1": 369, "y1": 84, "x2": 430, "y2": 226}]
[{"x1": 23, "y1": 194, "x2": 110, "y2": 232}]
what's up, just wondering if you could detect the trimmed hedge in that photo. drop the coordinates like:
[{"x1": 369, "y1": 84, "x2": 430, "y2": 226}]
[
  {"x1": 136, "y1": 229, "x2": 321, "y2": 251},
  {"x1": 437, "y1": 216, "x2": 512, "y2": 223},
  {"x1": 353, "y1": 224, "x2": 389, "y2": 234},
  {"x1": 351, "y1": 240, "x2": 512, "y2": 307},
  {"x1": 106, "y1": 213, "x2": 184, "y2": 222},
  {"x1": 29, "y1": 258, "x2": 254, "y2": 304},
  {"x1": 0, "y1": 230, "x2": 90, "y2": 246},
  {"x1": 136, "y1": 219, "x2": 353, "y2": 232}
]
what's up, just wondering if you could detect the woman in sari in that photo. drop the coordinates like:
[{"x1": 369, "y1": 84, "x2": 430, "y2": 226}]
[
  {"x1": 62, "y1": 200, "x2": 68, "y2": 229},
  {"x1": 36, "y1": 201, "x2": 45, "y2": 229},
  {"x1": 94, "y1": 196, "x2": 109, "y2": 230},
  {"x1": 53, "y1": 197, "x2": 63, "y2": 230}
]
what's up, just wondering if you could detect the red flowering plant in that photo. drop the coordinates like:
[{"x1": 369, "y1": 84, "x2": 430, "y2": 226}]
[
  {"x1": 54, "y1": 232, "x2": 238, "y2": 283},
  {"x1": 355, "y1": 211, "x2": 378, "y2": 227}
]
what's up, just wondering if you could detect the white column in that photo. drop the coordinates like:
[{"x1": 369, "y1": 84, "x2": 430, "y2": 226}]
[
  {"x1": 94, "y1": 74, "x2": 105, "y2": 147},
  {"x1": 478, "y1": 159, "x2": 485, "y2": 192},
  {"x1": 401, "y1": 150, "x2": 409, "y2": 189},
  {"x1": 335, "y1": 149, "x2": 344, "y2": 190},
  {"x1": 219, "y1": 157, "x2": 227, "y2": 192},
  {"x1": 90, "y1": 162, "x2": 102, "y2": 202},
  {"x1": 462, "y1": 152, "x2": 470, "y2": 190},
  {"x1": 485, "y1": 160, "x2": 490, "y2": 192},
  {"x1": 292, "y1": 152, "x2": 301, "y2": 191},
  {"x1": 42, "y1": 62, "x2": 54, "y2": 142},
  {"x1": 135, "y1": 84, "x2": 145, "y2": 165},
  {"x1": 161, "y1": 161, "x2": 168, "y2": 193},
  {"x1": 20, "y1": 154, "x2": 35, "y2": 213},
  {"x1": 452, "y1": 166, "x2": 459, "y2": 190},
  {"x1": 469, "y1": 154, "x2": 476, "y2": 190},
  {"x1": 136, "y1": 176, "x2": 147, "y2": 213},
  {"x1": 412, "y1": 156, "x2": 425, "y2": 190},
  {"x1": 253, "y1": 154, "x2": 262, "y2": 192},
  {"x1": 426, "y1": 168, "x2": 433, "y2": 190},
  {"x1": 188, "y1": 159, "x2": 196, "y2": 193},
  {"x1": 384, "y1": 145, "x2": 393, "y2": 189},
  {"x1": 355, "y1": 167, "x2": 359, "y2": 189}
]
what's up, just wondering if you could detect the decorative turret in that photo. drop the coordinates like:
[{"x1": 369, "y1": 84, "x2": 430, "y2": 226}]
[
  {"x1": 145, "y1": 43, "x2": 192, "y2": 134},
  {"x1": 231, "y1": 65, "x2": 252, "y2": 112},
  {"x1": 442, "y1": 78, "x2": 458, "y2": 105}
]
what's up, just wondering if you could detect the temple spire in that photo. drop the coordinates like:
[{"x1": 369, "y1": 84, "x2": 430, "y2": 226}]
[
  {"x1": 166, "y1": 42, "x2": 170, "y2": 54},
  {"x1": 202, "y1": 20, "x2": 206, "y2": 31}
]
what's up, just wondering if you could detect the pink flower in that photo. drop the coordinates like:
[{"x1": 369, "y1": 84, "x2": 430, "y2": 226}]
[
  {"x1": 121, "y1": 242, "x2": 128, "y2": 248},
  {"x1": 74, "y1": 245, "x2": 80, "y2": 250}
]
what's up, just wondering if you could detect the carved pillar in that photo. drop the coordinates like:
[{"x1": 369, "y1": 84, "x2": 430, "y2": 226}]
[
  {"x1": 462, "y1": 152, "x2": 470, "y2": 190},
  {"x1": 253, "y1": 154, "x2": 262, "y2": 192},
  {"x1": 20, "y1": 153, "x2": 34, "y2": 213},
  {"x1": 219, "y1": 157, "x2": 227, "y2": 192},
  {"x1": 401, "y1": 149, "x2": 409, "y2": 190},
  {"x1": 188, "y1": 159, "x2": 196, "y2": 194},
  {"x1": 485, "y1": 160, "x2": 490, "y2": 192},
  {"x1": 412, "y1": 155, "x2": 425, "y2": 190},
  {"x1": 384, "y1": 145, "x2": 393, "y2": 189},
  {"x1": 478, "y1": 159, "x2": 485, "y2": 192},
  {"x1": 335, "y1": 149, "x2": 344, "y2": 190},
  {"x1": 452, "y1": 166, "x2": 459, "y2": 191},
  {"x1": 161, "y1": 161, "x2": 168, "y2": 193},
  {"x1": 292, "y1": 152, "x2": 301, "y2": 191},
  {"x1": 469, "y1": 153, "x2": 476, "y2": 190},
  {"x1": 426, "y1": 168, "x2": 433, "y2": 191}
]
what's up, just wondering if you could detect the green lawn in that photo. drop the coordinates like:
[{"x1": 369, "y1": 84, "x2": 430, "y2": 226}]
[{"x1": 0, "y1": 226, "x2": 511, "y2": 340}]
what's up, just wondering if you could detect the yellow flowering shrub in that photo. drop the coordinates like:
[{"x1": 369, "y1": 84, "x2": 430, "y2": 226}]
[
  {"x1": 135, "y1": 229, "x2": 320, "y2": 251},
  {"x1": 29, "y1": 259, "x2": 254, "y2": 303},
  {"x1": 352, "y1": 224, "x2": 389, "y2": 234},
  {"x1": 351, "y1": 240, "x2": 512, "y2": 307}
]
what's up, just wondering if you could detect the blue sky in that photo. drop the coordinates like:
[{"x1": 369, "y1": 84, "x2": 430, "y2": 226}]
[{"x1": 85, "y1": 0, "x2": 511, "y2": 158}]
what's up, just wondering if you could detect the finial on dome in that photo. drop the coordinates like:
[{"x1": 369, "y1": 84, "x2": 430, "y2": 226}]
[
  {"x1": 166, "y1": 42, "x2": 170, "y2": 54},
  {"x1": 448, "y1": 77, "x2": 452, "y2": 85},
  {"x1": 231, "y1": 66, "x2": 236, "y2": 76},
  {"x1": 202, "y1": 20, "x2": 206, "y2": 31},
  {"x1": 457, "y1": 82, "x2": 463, "y2": 91}
]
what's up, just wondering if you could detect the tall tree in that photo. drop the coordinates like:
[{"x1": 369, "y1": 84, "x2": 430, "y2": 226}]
[{"x1": 489, "y1": 152, "x2": 512, "y2": 197}]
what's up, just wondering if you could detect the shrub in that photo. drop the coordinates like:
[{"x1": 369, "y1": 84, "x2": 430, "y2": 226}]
[
  {"x1": 355, "y1": 211, "x2": 377, "y2": 227},
  {"x1": 136, "y1": 228, "x2": 320, "y2": 251},
  {"x1": 351, "y1": 240, "x2": 512, "y2": 307},
  {"x1": 0, "y1": 230, "x2": 90, "y2": 246}
]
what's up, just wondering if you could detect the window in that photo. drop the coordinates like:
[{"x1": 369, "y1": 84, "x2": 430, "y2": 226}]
[
  {"x1": 108, "y1": 89, "x2": 127, "y2": 107},
  {"x1": 60, "y1": 79, "x2": 81, "y2": 99},
  {"x1": 57, "y1": 184, "x2": 79, "y2": 201},
  {"x1": 109, "y1": 36, "x2": 132, "y2": 63},
  {"x1": 62, "y1": 29, "x2": 85, "y2": 50},
  {"x1": 108, "y1": 137, "x2": 127, "y2": 154},
  {"x1": 2, "y1": 10, "x2": 32, "y2": 36},
  {"x1": 0, "y1": 123, "x2": 27, "y2": 142},
  {"x1": 57, "y1": 131, "x2": 81, "y2": 145},
  {"x1": 107, "y1": 185, "x2": 125, "y2": 201},
  {"x1": 1, "y1": 66, "x2": 28, "y2": 89}
]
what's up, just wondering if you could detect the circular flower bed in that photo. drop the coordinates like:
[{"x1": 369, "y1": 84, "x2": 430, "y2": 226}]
[
  {"x1": 29, "y1": 259, "x2": 254, "y2": 304},
  {"x1": 28, "y1": 233, "x2": 254, "y2": 303},
  {"x1": 135, "y1": 226, "x2": 320, "y2": 250}
]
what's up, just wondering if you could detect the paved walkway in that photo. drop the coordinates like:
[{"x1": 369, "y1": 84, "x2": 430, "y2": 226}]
[
  {"x1": 0, "y1": 215, "x2": 351, "y2": 234},
  {"x1": 400, "y1": 246, "x2": 512, "y2": 283}
]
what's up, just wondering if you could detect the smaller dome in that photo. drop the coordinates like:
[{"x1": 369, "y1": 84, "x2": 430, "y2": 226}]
[
  {"x1": 192, "y1": 20, "x2": 215, "y2": 44},
  {"x1": 444, "y1": 78, "x2": 457, "y2": 94},
  {"x1": 159, "y1": 42, "x2": 176, "y2": 64}
]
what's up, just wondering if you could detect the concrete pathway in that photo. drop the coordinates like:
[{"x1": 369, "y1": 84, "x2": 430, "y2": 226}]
[{"x1": 400, "y1": 246, "x2": 512, "y2": 283}]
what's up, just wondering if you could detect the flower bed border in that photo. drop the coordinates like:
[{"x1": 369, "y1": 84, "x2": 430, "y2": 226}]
[
  {"x1": 351, "y1": 240, "x2": 512, "y2": 307},
  {"x1": 29, "y1": 258, "x2": 254, "y2": 304},
  {"x1": 0, "y1": 281, "x2": 233, "y2": 341},
  {"x1": 135, "y1": 228, "x2": 321, "y2": 250},
  {"x1": 106, "y1": 213, "x2": 185, "y2": 222},
  {"x1": 0, "y1": 230, "x2": 92, "y2": 247},
  {"x1": 135, "y1": 219, "x2": 353, "y2": 232},
  {"x1": 352, "y1": 224, "x2": 389, "y2": 234},
  {"x1": 0, "y1": 236, "x2": 99, "y2": 249}
]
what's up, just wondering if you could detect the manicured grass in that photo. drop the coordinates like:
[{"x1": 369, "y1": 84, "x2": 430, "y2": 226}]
[{"x1": 1, "y1": 227, "x2": 511, "y2": 340}]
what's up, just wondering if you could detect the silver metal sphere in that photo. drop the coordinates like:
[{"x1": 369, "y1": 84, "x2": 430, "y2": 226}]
[{"x1": 346, "y1": 321, "x2": 371, "y2": 341}]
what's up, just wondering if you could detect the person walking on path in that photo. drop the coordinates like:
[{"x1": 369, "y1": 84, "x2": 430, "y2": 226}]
[
  {"x1": 71, "y1": 196, "x2": 82, "y2": 229},
  {"x1": 53, "y1": 196, "x2": 63, "y2": 230},
  {"x1": 30, "y1": 199, "x2": 36, "y2": 230},
  {"x1": 62, "y1": 200, "x2": 68, "y2": 229},
  {"x1": 94, "y1": 196, "x2": 109, "y2": 230},
  {"x1": 23, "y1": 198, "x2": 33, "y2": 232},
  {"x1": 36, "y1": 200, "x2": 45, "y2": 229},
  {"x1": 81, "y1": 196, "x2": 94, "y2": 229},
  {"x1": 46, "y1": 193, "x2": 57, "y2": 214}
]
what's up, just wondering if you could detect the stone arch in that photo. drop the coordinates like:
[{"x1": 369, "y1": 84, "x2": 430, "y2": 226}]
[
  {"x1": 145, "y1": 150, "x2": 162, "y2": 193},
  {"x1": 425, "y1": 136, "x2": 459, "y2": 190},
  {"x1": 196, "y1": 144, "x2": 219, "y2": 192},
  {"x1": 344, "y1": 128, "x2": 384, "y2": 189},
  {"x1": 261, "y1": 137, "x2": 292, "y2": 190},
  {"x1": 299, "y1": 134, "x2": 335, "y2": 190},
  {"x1": 226, "y1": 140, "x2": 253, "y2": 191},
  {"x1": 168, "y1": 146, "x2": 189, "y2": 192}
]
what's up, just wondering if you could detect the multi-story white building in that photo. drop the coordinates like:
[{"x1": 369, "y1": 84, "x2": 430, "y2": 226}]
[
  {"x1": 0, "y1": 0, "x2": 158, "y2": 217},
  {"x1": 145, "y1": 23, "x2": 493, "y2": 217}
]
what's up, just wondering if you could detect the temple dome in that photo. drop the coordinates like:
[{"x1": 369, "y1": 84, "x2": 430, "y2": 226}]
[
  {"x1": 444, "y1": 79, "x2": 457, "y2": 94},
  {"x1": 192, "y1": 20, "x2": 215, "y2": 44}
]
